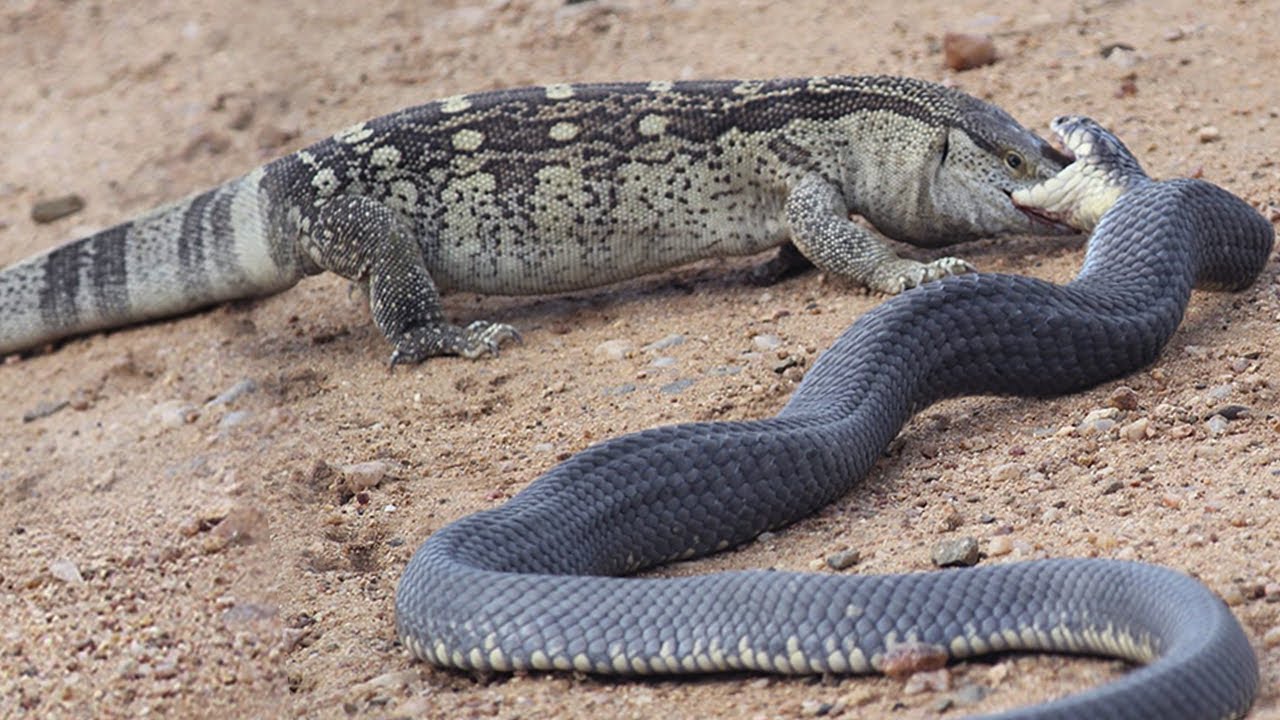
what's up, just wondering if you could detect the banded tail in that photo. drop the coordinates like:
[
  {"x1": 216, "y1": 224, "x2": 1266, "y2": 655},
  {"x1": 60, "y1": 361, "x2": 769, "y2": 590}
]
[{"x1": 0, "y1": 170, "x2": 311, "y2": 356}]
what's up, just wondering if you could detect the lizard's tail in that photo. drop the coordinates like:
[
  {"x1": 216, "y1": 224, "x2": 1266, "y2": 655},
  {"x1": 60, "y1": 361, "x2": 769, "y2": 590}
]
[{"x1": 0, "y1": 170, "x2": 311, "y2": 356}]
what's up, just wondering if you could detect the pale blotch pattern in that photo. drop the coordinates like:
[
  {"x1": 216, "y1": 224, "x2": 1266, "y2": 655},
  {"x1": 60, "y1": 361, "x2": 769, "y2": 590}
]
[
  {"x1": 387, "y1": 180, "x2": 419, "y2": 213},
  {"x1": 646, "y1": 80, "x2": 674, "y2": 93},
  {"x1": 549, "y1": 121, "x2": 580, "y2": 142},
  {"x1": 311, "y1": 168, "x2": 339, "y2": 196},
  {"x1": 637, "y1": 114, "x2": 669, "y2": 137},
  {"x1": 371, "y1": 145, "x2": 402, "y2": 167},
  {"x1": 451, "y1": 128, "x2": 485, "y2": 152},
  {"x1": 439, "y1": 95, "x2": 472, "y2": 114},
  {"x1": 544, "y1": 83, "x2": 575, "y2": 100},
  {"x1": 334, "y1": 122, "x2": 374, "y2": 145}
]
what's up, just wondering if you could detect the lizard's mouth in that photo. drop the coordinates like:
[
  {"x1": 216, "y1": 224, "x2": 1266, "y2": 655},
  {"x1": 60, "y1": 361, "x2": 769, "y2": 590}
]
[
  {"x1": 1010, "y1": 132, "x2": 1082, "y2": 232},
  {"x1": 1009, "y1": 191, "x2": 1076, "y2": 232}
]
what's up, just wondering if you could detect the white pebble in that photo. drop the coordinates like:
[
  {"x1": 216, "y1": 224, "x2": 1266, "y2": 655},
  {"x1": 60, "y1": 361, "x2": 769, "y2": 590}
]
[
  {"x1": 987, "y1": 536, "x2": 1014, "y2": 556},
  {"x1": 1264, "y1": 626, "x2": 1280, "y2": 649},
  {"x1": 49, "y1": 558, "x2": 84, "y2": 585},
  {"x1": 593, "y1": 339, "x2": 633, "y2": 360},
  {"x1": 1119, "y1": 417, "x2": 1151, "y2": 441},
  {"x1": 752, "y1": 334, "x2": 782, "y2": 351},
  {"x1": 1205, "y1": 415, "x2": 1230, "y2": 436}
]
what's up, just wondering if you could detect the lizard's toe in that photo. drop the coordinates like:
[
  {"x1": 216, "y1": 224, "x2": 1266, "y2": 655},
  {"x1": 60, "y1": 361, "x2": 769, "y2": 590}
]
[
  {"x1": 925, "y1": 257, "x2": 976, "y2": 278},
  {"x1": 870, "y1": 257, "x2": 974, "y2": 294},
  {"x1": 387, "y1": 321, "x2": 521, "y2": 365},
  {"x1": 465, "y1": 321, "x2": 522, "y2": 348}
]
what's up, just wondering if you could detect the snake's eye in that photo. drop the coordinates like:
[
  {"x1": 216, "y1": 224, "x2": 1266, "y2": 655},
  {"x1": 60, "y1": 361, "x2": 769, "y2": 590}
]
[{"x1": 1005, "y1": 151, "x2": 1024, "y2": 171}]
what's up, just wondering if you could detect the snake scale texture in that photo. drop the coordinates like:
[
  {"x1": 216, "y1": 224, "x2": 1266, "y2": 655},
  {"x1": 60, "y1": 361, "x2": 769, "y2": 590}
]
[{"x1": 395, "y1": 118, "x2": 1274, "y2": 718}]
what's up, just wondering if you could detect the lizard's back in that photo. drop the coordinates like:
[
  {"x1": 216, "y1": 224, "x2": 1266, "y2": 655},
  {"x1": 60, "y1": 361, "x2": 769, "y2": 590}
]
[{"x1": 273, "y1": 76, "x2": 965, "y2": 294}]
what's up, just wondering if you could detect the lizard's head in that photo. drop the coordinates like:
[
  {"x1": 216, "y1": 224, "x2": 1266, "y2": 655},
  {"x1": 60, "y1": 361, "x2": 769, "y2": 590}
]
[{"x1": 923, "y1": 94, "x2": 1079, "y2": 240}]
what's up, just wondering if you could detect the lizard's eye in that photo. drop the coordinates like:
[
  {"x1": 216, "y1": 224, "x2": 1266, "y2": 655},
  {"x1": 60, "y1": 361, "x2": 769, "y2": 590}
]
[{"x1": 1004, "y1": 151, "x2": 1024, "y2": 171}]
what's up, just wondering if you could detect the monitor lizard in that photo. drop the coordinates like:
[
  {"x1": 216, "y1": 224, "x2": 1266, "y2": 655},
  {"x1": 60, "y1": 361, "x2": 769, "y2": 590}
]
[{"x1": 0, "y1": 75, "x2": 1071, "y2": 365}]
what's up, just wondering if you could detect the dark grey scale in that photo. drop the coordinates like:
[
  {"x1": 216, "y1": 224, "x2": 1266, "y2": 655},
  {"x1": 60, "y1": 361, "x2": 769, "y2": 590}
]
[
  {"x1": 84, "y1": 223, "x2": 130, "y2": 318},
  {"x1": 36, "y1": 236, "x2": 89, "y2": 328}
]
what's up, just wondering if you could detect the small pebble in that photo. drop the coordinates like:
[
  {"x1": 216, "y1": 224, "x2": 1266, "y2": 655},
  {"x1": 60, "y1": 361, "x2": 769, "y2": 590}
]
[
  {"x1": 752, "y1": 334, "x2": 782, "y2": 351},
  {"x1": 987, "y1": 536, "x2": 1014, "y2": 557},
  {"x1": 1264, "y1": 626, "x2": 1280, "y2": 649},
  {"x1": 990, "y1": 463, "x2": 1026, "y2": 483},
  {"x1": 641, "y1": 333, "x2": 685, "y2": 352},
  {"x1": 942, "y1": 32, "x2": 996, "y2": 71},
  {"x1": 826, "y1": 549, "x2": 861, "y2": 570},
  {"x1": 211, "y1": 505, "x2": 267, "y2": 546},
  {"x1": 208, "y1": 378, "x2": 258, "y2": 407},
  {"x1": 1207, "y1": 404, "x2": 1250, "y2": 421},
  {"x1": 950, "y1": 683, "x2": 989, "y2": 707},
  {"x1": 69, "y1": 388, "x2": 94, "y2": 411},
  {"x1": 49, "y1": 558, "x2": 84, "y2": 585},
  {"x1": 660, "y1": 378, "x2": 695, "y2": 394},
  {"x1": 1205, "y1": 415, "x2": 1230, "y2": 436},
  {"x1": 340, "y1": 460, "x2": 396, "y2": 493},
  {"x1": 593, "y1": 339, "x2": 633, "y2": 361},
  {"x1": 147, "y1": 400, "x2": 199, "y2": 428},
  {"x1": 1082, "y1": 407, "x2": 1120, "y2": 424},
  {"x1": 799, "y1": 699, "x2": 834, "y2": 717},
  {"x1": 1197, "y1": 125, "x2": 1221, "y2": 143},
  {"x1": 31, "y1": 194, "x2": 85, "y2": 223},
  {"x1": 932, "y1": 537, "x2": 980, "y2": 567},
  {"x1": 1106, "y1": 386, "x2": 1139, "y2": 410},
  {"x1": 650, "y1": 356, "x2": 677, "y2": 368},
  {"x1": 1119, "y1": 417, "x2": 1151, "y2": 441},
  {"x1": 218, "y1": 410, "x2": 251, "y2": 431},
  {"x1": 1220, "y1": 584, "x2": 1246, "y2": 607},
  {"x1": 706, "y1": 364, "x2": 743, "y2": 377},
  {"x1": 1079, "y1": 418, "x2": 1116, "y2": 436},
  {"x1": 903, "y1": 668, "x2": 951, "y2": 694},
  {"x1": 22, "y1": 400, "x2": 69, "y2": 423},
  {"x1": 220, "y1": 601, "x2": 280, "y2": 627},
  {"x1": 937, "y1": 506, "x2": 963, "y2": 532}
]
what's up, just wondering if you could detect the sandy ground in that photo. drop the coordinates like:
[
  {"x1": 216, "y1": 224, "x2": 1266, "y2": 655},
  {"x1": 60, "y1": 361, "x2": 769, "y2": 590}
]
[{"x1": 2, "y1": 1, "x2": 1278, "y2": 718}]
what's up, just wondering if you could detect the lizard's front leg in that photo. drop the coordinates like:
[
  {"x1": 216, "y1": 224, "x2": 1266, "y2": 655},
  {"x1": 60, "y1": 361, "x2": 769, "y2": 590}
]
[
  {"x1": 785, "y1": 174, "x2": 973, "y2": 294},
  {"x1": 305, "y1": 195, "x2": 519, "y2": 365}
]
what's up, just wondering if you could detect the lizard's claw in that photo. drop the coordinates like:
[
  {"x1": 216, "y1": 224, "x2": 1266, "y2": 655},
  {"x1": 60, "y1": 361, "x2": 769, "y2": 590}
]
[
  {"x1": 387, "y1": 321, "x2": 522, "y2": 367},
  {"x1": 867, "y1": 257, "x2": 976, "y2": 294}
]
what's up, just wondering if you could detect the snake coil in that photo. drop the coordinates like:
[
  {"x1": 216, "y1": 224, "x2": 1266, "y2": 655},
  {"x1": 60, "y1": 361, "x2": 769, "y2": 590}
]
[{"x1": 395, "y1": 117, "x2": 1273, "y2": 719}]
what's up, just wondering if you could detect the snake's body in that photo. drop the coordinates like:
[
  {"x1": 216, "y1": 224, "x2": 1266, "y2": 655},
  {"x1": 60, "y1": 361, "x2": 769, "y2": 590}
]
[{"x1": 395, "y1": 119, "x2": 1274, "y2": 717}]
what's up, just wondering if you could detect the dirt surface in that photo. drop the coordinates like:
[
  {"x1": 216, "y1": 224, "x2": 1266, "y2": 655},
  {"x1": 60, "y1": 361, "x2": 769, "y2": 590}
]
[{"x1": 2, "y1": 1, "x2": 1279, "y2": 718}]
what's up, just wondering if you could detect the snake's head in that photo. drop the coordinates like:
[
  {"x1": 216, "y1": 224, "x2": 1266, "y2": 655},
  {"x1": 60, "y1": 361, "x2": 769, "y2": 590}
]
[{"x1": 1011, "y1": 115, "x2": 1151, "y2": 233}]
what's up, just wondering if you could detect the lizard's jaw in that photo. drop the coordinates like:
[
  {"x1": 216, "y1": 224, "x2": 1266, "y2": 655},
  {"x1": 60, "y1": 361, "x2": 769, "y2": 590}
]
[{"x1": 1008, "y1": 191, "x2": 1077, "y2": 233}]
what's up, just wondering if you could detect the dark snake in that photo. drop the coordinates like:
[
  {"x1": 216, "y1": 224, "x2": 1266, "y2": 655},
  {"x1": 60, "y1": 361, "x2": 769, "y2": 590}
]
[{"x1": 394, "y1": 117, "x2": 1274, "y2": 718}]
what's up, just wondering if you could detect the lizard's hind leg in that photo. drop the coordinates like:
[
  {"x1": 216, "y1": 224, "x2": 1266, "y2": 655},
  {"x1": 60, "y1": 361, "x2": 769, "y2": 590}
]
[{"x1": 306, "y1": 195, "x2": 519, "y2": 364}]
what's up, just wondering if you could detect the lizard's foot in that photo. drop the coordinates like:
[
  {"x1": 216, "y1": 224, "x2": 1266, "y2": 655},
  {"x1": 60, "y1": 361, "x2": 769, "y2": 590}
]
[
  {"x1": 388, "y1": 321, "x2": 522, "y2": 366},
  {"x1": 868, "y1": 257, "x2": 975, "y2": 294}
]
